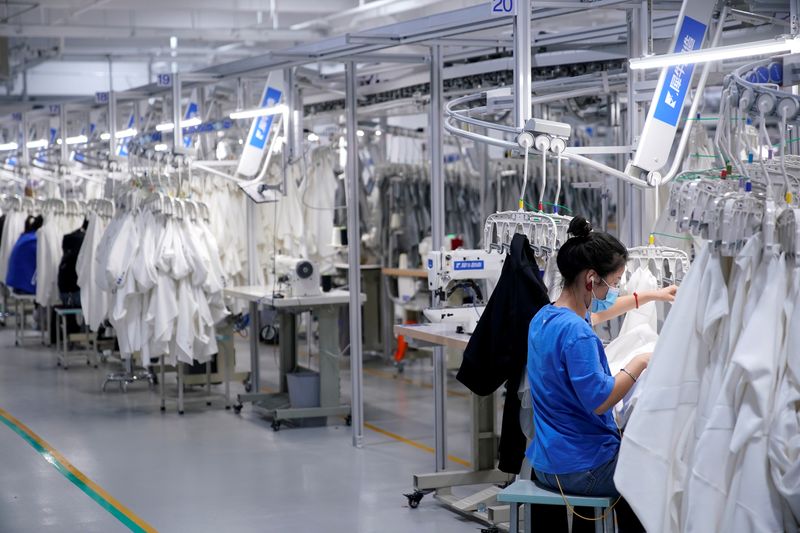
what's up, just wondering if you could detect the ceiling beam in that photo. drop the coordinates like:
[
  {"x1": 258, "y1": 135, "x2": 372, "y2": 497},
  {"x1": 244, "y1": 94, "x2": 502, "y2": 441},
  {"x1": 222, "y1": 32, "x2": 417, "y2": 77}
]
[
  {"x1": 35, "y1": 0, "x2": 355, "y2": 15},
  {"x1": 0, "y1": 23, "x2": 320, "y2": 43}
]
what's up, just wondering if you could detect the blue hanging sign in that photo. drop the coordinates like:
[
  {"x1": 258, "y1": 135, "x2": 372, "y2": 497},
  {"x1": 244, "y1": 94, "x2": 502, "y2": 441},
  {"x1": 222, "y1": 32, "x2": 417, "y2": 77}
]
[{"x1": 652, "y1": 16, "x2": 707, "y2": 128}]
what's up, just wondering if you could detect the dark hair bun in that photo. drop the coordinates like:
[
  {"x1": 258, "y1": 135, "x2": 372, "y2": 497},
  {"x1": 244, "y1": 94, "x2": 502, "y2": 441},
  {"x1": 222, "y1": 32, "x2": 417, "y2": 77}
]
[{"x1": 567, "y1": 216, "x2": 592, "y2": 239}]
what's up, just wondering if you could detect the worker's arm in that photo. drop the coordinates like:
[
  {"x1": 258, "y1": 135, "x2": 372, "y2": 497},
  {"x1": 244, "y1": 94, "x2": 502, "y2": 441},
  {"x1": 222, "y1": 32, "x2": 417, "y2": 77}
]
[
  {"x1": 591, "y1": 285, "x2": 677, "y2": 325},
  {"x1": 593, "y1": 353, "x2": 651, "y2": 415}
]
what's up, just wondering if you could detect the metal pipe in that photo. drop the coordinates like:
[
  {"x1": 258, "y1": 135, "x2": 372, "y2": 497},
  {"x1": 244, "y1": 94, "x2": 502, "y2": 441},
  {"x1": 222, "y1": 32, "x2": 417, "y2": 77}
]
[
  {"x1": 345, "y1": 60, "x2": 364, "y2": 449},
  {"x1": 59, "y1": 104, "x2": 68, "y2": 164},
  {"x1": 514, "y1": 0, "x2": 532, "y2": 129},
  {"x1": 21, "y1": 113, "x2": 28, "y2": 166},
  {"x1": 429, "y1": 44, "x2": 447, "y2": 472},
  {"x1": 107, "y1": 57, "x2": 116, "y2": 157},
  {"x1": 172, "y1": 72, "x2": 182, "y2": 150}
]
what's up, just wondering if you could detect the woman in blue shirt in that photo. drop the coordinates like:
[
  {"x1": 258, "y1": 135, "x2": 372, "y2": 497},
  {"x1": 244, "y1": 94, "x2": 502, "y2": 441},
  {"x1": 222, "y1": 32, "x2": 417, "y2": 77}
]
[{"x1": 527, "y1": 216, "x2": 650, "y2": 532}]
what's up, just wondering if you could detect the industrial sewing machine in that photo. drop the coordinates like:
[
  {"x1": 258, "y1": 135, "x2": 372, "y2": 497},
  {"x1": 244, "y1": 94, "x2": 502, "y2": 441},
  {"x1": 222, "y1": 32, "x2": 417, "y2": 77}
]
[
  {"x1": 273, "y1": 255, "x2": 321, "y2": 297},
  {"x1": 424, "y1": 249, "x2": 505, "y2": 334}
]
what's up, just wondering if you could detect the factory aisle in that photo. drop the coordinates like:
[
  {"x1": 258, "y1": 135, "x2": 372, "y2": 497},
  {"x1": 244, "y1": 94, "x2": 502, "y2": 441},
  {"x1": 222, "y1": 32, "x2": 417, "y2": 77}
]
[{"x1": 0, "y1": 330, "x2": 489, "y2": 532}]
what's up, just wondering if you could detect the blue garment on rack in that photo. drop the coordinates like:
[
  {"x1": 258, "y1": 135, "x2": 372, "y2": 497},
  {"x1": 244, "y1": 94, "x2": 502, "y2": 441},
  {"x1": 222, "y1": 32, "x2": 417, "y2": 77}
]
[{"x1": 6, "y1": 231, "x2": 37, "y2": 295}]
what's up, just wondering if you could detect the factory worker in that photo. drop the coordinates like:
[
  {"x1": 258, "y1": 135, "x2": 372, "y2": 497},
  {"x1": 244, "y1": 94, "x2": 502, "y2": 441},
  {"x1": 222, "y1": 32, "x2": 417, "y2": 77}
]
[{"x1": 525, "y1": 216, "x2": 660, "y2": 533}]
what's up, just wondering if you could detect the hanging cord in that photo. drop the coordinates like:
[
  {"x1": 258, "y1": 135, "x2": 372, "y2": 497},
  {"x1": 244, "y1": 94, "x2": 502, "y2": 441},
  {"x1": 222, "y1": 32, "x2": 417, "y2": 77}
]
[
  {"x1": 518, "y1": 145, "x2": 530, "y2": 211},
  {"x1": 538, "y1": 149, "x2": 547, "y2": 212},
  {"x1": 779, "y1": 108, "x2": 793, "y2": 205},
  {"x1": 554, "y1": 152, "x2": 562, "y2": 214},
  {"x1": 757, "y1": 110, "x2": 775, "y2": 196}
]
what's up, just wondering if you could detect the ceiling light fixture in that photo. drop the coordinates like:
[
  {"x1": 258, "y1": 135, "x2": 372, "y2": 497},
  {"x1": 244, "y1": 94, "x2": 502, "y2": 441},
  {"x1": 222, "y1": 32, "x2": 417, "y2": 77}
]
[
  {"x1": 0, "y1": 142, "x2": 18, "y2": 151},
  {"x1": 629, "y1": 35, "x2": 800, "y2": 70},
  {"x1": 229, "y1": 104, "x2": 288, "y2": 120},
  {"x1": 26, "y1": 139, "x2": 48, "y2": 149}
]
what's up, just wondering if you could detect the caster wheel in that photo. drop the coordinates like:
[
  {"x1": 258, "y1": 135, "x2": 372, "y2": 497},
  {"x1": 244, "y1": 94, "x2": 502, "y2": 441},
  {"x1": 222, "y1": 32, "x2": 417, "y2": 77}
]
[
  {"x1": 233, "y1": 404, "x2": 243, "y2": 414},
  {"x1": 178, "y1": 410, "x2": 184, "y2": 415},
  {"x1": 160, "y1": 406, "x2": 166, "y2": 412},
  {"x1": 206, "y1": 401, "x2": 212, "y2": 406},
  {"x1": 87, "y1": 360, "x2": 91, "y2": 366},
  {"x1": 345, "y1": 415, "x2": 352, "y2": 426},
  {"x1": 94, "y1": 365, "x2": 99, "y2": 369},
  {"x1": 271, "y1": 420, "x2": 281, "y2": 432},
  {"x1": 225, "y1": 405, "x2": 231, "y2": 410},
  {"x1": 244, "y1": 382, "x2": 252, "y2": 393},
  {"x1": 404, "y1": 491, "x2": 425, "y2": 509},
  {"x1": 57, "y1": 361, "x2": 61, "y2": 367}
]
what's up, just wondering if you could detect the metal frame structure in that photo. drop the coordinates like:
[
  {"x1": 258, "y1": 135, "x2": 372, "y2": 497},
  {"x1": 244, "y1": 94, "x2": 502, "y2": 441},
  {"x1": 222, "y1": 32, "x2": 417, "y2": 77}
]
[{"x1": 0, "y1": 1, "x2": 791, "y2": 529}]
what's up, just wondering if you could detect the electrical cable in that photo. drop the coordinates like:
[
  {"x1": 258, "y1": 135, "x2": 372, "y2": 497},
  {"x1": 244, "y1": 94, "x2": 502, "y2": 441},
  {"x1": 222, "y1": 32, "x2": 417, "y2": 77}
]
[{"x1": 519, "y1": 145, "x2": 530, "y2": 211}]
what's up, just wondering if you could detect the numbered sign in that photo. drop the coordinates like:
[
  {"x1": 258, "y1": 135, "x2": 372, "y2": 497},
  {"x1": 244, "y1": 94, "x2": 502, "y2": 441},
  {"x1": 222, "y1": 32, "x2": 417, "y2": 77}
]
[
  {"x1": 157, "y1": 73, "x2": 173, "y2": 88},
  {"x1": 95, "y1": 92, "x2": 109, "y2": 105},
  {"x1": 490, "y1": 0, "x2": 516, "y2": 16},
  {"x1": 48, "y1": 104, "x2": 60, "y2": 116},
  {"x1": 11, "y1": 112, "x2": 22, "y2": 121}
]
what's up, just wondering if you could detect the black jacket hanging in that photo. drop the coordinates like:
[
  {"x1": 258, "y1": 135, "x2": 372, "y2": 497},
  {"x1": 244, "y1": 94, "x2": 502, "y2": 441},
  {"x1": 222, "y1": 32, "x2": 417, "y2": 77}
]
[
  {"x1": 457, "y1": 232, "x2": 550, "y2": 474},
  {"x1": 58, "y1": 227, "x2": 86, "y2": 295}
]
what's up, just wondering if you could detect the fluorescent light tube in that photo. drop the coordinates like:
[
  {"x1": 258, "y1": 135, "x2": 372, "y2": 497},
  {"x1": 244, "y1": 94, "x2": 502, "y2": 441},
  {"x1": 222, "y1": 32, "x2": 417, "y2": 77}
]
[
  {"x1": 154, "y1": 143, "x2": 168, "y2": 152},
  {"x1": 100, "y1": 133, "x2": 111, "y2": 141},
  {"x1": 115, "y1": 128, "x2": 137, "y2": 139},
  {"x1": 181, "y1": 117, "x2": 201, "y2": 128},
  {"x1": 629, "y1": 35, "x2": 800, "y2": 70},
  {"x1": 26, "y1": 139, "x2": 48, "y2": 149},
  {"x1": 66, "y1": 135, "x2": 89, "y2": 145},
  {"x1": 0, "y1": 142, "x2": 18, "y2": 151},
  {"x1": 229, "y1": 104, "x2": 288, "y2": 120},
  {"x1": 156, "y1": 122, "x2": 175, "y2": 132}
]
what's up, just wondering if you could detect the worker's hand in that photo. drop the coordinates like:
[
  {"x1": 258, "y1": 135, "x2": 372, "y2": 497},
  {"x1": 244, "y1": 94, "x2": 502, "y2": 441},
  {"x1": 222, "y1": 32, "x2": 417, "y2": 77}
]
[
  {"x1": 653, "y1": 285, "x2": 677, "y2": 303},
  {"x1": 627, "y1": 352, "x2": 652, "y2": 377}
]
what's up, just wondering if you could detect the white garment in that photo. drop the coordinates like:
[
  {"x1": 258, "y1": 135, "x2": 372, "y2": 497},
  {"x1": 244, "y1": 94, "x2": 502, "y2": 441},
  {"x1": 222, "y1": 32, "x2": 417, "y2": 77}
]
[
  {"x1": 616, "y1": 244, "x2": 729, "y2": 533},
  {"x1": 0, "y1": 211, "x2": 26, "y2": 284},
  {"x1": 77, "y1": 212, "x2": 110, "y2": 331},
  {"x1": 719, "y1": 253, "x2": 787, "y2": 533},
  {"x1": 681, "y1": 234, "x2": 764, "y2": 533},
  {"x1": 769, "y1": 267, "x2": 800, "y2": 531}
]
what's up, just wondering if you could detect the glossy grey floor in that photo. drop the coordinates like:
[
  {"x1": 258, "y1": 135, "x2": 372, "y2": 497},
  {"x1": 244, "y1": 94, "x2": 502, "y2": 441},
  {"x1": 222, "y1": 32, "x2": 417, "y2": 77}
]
[{"x1": 0, "y1": 329, "x2": 492, "y2": 533}]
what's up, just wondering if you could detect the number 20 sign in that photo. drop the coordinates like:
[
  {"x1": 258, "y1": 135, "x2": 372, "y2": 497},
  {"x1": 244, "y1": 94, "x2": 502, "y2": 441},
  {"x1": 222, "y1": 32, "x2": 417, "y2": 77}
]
[{"x1": 490, "y1": 0, "x2": 516, "y2": 15}]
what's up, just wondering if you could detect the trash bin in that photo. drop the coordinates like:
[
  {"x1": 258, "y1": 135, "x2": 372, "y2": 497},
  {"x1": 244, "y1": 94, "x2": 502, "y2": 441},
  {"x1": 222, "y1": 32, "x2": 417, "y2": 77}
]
[{"x1": 286, "y1": 370, "x2": 326, "y2": 427}]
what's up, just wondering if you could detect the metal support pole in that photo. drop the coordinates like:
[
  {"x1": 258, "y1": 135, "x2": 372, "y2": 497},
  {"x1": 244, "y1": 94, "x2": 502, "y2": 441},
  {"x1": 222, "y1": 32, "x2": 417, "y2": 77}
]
[
  {"x1": 172, "y1": 72, "x2": 182, "y2": 150},
  {"x1": 246, "y1": 199, "x2": 260, "y2": 394},
  {"x1": 514, "y1": 0, "x2": 532, "y2": 129},
  {"x1": 59, "y1": 104, "x2": 68, "y2": 164},
  {"x1": 107, "y1": 57, "x2": 116, "y2": 157},
  {"x1": 21, "y1": 113, "x2": 28, "y2": 166},
  {"x1": 429, "y1": 44, "x2": 447, "y2": 472},
  {"x1": 345, "y1": 60, "x2": 364, "y2": 449}
]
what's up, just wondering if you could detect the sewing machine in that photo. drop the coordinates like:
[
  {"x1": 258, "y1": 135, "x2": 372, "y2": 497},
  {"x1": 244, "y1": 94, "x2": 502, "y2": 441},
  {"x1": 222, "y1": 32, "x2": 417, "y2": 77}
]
[
  {"x1": 424, "y1": 249, "x2": 505, "y2": 334},
  {"x1": 273, "y1": 256, "x2": 321, "y2": 297}
]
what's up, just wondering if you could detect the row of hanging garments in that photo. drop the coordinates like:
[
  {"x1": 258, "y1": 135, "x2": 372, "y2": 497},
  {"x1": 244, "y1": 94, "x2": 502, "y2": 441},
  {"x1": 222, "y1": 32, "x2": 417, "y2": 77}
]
[
  {"x1": 0, "y1": 196, "x2": 37, "y2": 291},
  {"x1": 372, "y1": 162, "x2": 482, "y2": 268},
  {"x1": 616, "y1": 57, "x2": 800, "y2": 533},
  {"x1": 79, "y1": 188, "x2": 228, "y2": 365},
  {"x1": 35, "y1": 199, "x2": 87, "y2": 307}
]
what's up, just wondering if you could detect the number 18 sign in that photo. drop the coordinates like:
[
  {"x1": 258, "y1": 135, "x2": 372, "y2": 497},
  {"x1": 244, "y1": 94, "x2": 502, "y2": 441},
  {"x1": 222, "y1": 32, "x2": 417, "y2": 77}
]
[{"x1": 490, "y1": 0, "x2": 516, "y2": 16}]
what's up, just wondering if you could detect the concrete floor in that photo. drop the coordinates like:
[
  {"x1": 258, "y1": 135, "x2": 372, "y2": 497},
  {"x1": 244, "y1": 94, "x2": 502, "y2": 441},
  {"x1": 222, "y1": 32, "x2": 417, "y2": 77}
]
[{"x1": 0, "y1": 328, "x2": 493, "y2": 532}]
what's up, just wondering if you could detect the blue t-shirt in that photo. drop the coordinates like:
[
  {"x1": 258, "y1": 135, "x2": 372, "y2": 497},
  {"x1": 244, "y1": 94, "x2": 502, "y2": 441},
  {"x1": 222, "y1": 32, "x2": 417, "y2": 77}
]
[
  {"x1": 6, "y1": 231, "x2": 37, "y2": 295},
  {"x1": 525, "y1": 304, "x2": 620, "y2": 474}
]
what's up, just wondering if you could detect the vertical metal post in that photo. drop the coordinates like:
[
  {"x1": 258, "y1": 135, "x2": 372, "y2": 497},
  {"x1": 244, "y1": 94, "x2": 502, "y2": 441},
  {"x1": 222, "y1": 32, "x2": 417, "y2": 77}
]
[
  {"x1": 429, "y1": 44, "x2": 447, "y2": 472},
  {"x1": 345, "y1": 60, "x2": 364, "y2": 449},
  {"x1": 172, "y1": 72, "x2": 182, "y2": 149},
  {"x1": 59, "y1": 104, "x2": 68, "y2": 164},
  {"x1": 107, "y1": 57, "x2": 116, "y2": 157},
  {"x1": 20, "y1": 113, "x2": 28, "y2": 166},
  {"x1": 514, "y1": 0, "x2": 532, "y2": 129}
]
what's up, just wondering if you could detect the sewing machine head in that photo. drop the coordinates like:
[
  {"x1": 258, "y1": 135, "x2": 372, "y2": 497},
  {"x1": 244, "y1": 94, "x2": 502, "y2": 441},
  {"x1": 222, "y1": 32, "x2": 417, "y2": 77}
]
[
  {"x1": 426, "y1": 249, "x2": 505, "y2": 306},
  {"x1": 273, "y1": 255, "x2": 321, "y2": 297}
]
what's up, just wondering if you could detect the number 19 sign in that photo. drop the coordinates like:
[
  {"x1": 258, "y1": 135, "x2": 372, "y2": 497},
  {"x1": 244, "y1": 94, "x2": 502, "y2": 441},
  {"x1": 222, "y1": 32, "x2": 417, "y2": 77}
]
[{"x1": 490, "y1": 0, "x2": 516, "y2": 15}]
